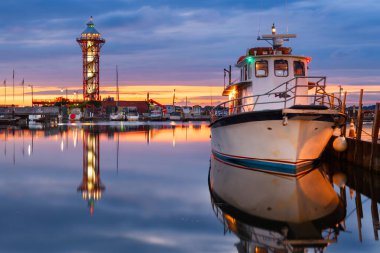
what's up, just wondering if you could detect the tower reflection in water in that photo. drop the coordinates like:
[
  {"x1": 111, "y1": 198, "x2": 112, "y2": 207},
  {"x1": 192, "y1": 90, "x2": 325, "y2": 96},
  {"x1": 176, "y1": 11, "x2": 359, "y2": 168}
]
[
  {"x1": 209, "y1": 156, "x2": 346, "y2": 253},
  {"x1": 77, "y1": 129, "x2": 105, "y2": 215}
]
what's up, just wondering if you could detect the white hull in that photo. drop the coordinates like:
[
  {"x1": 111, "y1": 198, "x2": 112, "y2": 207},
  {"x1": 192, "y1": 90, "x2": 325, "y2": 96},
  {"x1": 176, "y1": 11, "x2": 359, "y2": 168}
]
[
  {"x1": 209, "y1": 157, "x2": 339, "y2": 223},
  {"x1": 127, "y1": 115, "x2": 139, "y2": 121},
  {"x1": 110, "y1": 113, "x2": 125, "y2": 121},
  {"x1": 169, "y1": 115, "x2": 182, "y2": 121},
  {"x1": 211, "y1": 118, "x2": 334, "y2": 164}
]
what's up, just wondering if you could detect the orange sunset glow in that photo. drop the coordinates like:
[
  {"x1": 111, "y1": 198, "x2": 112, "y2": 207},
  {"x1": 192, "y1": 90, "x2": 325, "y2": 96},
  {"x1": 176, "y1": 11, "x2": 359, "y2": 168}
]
[{"x1": 1, "y1": 84, "x2": 225, "y2": 107}]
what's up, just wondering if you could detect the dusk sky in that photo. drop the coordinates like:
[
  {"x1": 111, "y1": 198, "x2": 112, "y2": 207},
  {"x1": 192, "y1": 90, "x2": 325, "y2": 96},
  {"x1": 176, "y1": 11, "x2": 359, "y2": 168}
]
[{"x1": 0, "y1": 0, "x2": 379, "y2": 105}]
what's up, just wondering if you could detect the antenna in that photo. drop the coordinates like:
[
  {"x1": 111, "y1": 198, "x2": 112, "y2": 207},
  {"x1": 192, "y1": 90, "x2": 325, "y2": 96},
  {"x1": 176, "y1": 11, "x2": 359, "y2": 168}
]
[
  {"x1": 285, "y1": 0, "x2": 289, "y2": 33},
  {"x1": 257, "y1": 0, "x2": 263, "y2": 37},
  {"x1": 116, "y1": 65, "x2": 119, "y2": 104},
  {"x1": 257, "y1": 23, "x2": 296, "y2": 49}
]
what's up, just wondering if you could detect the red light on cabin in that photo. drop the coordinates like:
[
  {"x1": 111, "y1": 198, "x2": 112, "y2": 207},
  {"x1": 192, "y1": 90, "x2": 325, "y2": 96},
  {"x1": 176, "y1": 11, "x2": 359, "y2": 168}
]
[
  {"x1": 237, "y1": 56, "x2": 246, "y2": 64},
  {"x1": 306, "y1": 57, "x2": 312, "y2": 63}
]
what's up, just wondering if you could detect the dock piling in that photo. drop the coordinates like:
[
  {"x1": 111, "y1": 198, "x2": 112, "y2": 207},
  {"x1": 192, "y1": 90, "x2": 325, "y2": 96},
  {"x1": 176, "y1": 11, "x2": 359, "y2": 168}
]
[
  {"x1": 354, "y1": 89, "x2": 364, "y2": 163},
  {"x1": 370, "y1": 103, "x2": 380, "y2": 169}
]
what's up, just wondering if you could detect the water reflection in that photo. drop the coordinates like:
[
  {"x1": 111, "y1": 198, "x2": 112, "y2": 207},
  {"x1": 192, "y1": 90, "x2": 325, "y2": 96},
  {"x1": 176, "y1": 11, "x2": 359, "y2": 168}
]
[
  {"x1": 209, "y1": 156, "x2": 346, "y2": 252},
  {"x1": 78, "y1": 129, "x2": 105, "y2": 215},
  {"x1": 1, "y1": 123, "x2": 380, "y2": 252},
  {"x1": 0, "y1": 122, "x2": 210, "y2": 162},
  {"x1": 324, "y1": 156, "x2": 380, "y2": 243}
]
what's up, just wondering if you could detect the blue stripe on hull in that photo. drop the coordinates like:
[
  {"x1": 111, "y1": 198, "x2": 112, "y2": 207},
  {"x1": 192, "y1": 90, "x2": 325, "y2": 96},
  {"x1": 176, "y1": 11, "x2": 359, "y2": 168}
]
[{"x1": 212, "y1": 151, "x2": 313, "y2": 176}]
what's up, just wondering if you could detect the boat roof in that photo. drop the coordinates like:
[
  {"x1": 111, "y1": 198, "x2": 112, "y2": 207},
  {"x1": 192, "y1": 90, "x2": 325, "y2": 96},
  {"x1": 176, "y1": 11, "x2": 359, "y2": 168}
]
[{"x1": 236, "y1": 48, "x2": 310, "y2": 66}]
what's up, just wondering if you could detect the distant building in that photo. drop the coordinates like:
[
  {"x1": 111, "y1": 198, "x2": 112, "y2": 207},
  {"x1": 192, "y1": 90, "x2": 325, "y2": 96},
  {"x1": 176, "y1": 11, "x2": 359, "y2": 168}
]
[{"x1": 101, "y1": 100, "x2": 149, "y2": 115}]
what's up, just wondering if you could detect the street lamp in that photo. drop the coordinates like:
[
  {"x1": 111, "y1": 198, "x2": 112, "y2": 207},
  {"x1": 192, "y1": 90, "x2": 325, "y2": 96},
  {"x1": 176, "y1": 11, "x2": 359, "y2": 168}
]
[
  {"x1": 73, "y1": 90, "x2": 79, "y2": 101},
  {"x1": 61, "y1": 88, "x2": 68, "y2": 100},
  {"x1": 28, "y1": 85, "x2": 34, "y2": 106}
]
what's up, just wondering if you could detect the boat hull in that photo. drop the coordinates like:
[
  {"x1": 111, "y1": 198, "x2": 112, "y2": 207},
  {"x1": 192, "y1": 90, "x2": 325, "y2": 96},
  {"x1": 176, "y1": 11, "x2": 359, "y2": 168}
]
[
  {"x1": 211, "y1": 109, "x2": 343, "y2": 173},
  {"x1": 209, "y1": 156, "x2": 339, "y2": 223},
  {"x1": 127, "y1": 115, "x2": 139, "y2": 121}
]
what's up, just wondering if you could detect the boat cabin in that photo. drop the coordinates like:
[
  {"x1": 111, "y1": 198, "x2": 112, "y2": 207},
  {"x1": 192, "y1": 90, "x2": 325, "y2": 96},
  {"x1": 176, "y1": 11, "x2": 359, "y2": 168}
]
[{"x1": 223, "y1": 24, "x2": 316, "y2": 112}]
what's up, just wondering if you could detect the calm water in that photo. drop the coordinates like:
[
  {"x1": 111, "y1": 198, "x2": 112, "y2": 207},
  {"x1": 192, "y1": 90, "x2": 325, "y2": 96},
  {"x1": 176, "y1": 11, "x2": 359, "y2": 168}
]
[{"x1": 0, "y1": 121, "x2": 379, "y2": 252}]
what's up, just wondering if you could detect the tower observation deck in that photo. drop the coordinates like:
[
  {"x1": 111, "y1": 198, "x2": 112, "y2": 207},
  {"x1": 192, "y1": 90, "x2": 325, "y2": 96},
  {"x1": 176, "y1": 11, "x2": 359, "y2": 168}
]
[{"x1": 77, "y1": 17, "x2": 105, "y2": 101}]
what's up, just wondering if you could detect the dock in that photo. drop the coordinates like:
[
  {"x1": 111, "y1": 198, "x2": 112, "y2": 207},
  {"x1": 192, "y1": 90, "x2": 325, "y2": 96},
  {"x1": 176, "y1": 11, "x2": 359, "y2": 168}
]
[
  {"x1": 325, "y1": 91, "x2": 380, "y2": 171},
  {"x1": 0, "y1": 106, "x2": 60, "y2": 124}
]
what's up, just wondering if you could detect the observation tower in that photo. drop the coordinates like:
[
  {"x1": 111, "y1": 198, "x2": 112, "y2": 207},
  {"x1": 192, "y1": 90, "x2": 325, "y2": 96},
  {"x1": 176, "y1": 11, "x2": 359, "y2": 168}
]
[{"x1": 77, "y1": 17, "x2": 105, "y2": 101}]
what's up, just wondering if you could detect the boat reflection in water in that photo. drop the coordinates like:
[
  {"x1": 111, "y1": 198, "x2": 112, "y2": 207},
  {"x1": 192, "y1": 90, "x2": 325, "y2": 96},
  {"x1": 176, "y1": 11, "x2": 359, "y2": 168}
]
[
  {"x1": 209, "y1": 156, "x2": 346, "y2": 252},
  {"x1": 77, "y1": 128, "x2": 105, "y2": 215}
]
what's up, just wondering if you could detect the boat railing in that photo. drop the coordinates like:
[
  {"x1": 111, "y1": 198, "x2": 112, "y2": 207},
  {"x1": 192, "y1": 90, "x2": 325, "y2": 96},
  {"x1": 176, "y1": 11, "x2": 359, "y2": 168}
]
[{"x1": 211, "y1": 76, "x2": 342, "y2": 123}]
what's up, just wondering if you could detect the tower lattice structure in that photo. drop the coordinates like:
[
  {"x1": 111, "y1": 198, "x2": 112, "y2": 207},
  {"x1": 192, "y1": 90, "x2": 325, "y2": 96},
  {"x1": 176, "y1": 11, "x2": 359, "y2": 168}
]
[{"x1": 77, "y1": 17, "x2": 105, "y2": 101}]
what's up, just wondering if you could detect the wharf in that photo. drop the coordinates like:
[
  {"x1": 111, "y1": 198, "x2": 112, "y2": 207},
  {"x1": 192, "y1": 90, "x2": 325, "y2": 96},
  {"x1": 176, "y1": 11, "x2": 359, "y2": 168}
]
[
  {"x1": 325, "y1": 99, "x2": 380, "y2": 172},
  {"x1": 325, "y1": 137, "x2": 380, "y2": 171}
]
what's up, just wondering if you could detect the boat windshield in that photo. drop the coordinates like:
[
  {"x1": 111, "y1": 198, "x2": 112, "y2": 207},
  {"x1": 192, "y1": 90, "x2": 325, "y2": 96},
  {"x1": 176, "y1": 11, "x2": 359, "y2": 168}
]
[
  {"x1": 255, "y1": 60, "x2": 268, "y2": 77},
  {"x1": 274, "y1": 60, "x2": 288, "y2": 77},
  {"x1": 294, "y1": 60, "x2": 305, "y2": 76}
]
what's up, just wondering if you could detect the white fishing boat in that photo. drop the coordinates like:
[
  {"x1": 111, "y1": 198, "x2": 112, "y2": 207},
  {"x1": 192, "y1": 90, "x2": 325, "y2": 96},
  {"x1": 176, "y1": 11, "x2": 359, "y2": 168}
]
[
  {"x1": 169, "y1": 111, "x2": 182, "y2": 121},
  {"x1": 210, "y1": 24, "x2": 346, "y2": 176},
  {"x1": 127, "y1": 113, "x2": 139, "y2": 121},
  {"x1": 110, "y1": 112, "x2": 125, "y2": 121},
  {"x1": 126, "y1": 107, "x2": 139, "y2": 121},
  {"x1": 149, "y1": 109, "x2": 163, "y2": 121}
]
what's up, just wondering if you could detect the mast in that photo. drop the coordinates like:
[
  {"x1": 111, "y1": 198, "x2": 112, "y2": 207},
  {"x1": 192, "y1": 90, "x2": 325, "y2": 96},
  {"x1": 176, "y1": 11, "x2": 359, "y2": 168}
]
[
  {"x1": 22, "y1": 79, "x2": 24, "y2": 106},
  {"x1": 12, "y1": 70, "x2": 14, "y2": 104},
  {"x1": 3, "y1": 79, "x2": 6, "y2": 105},
  {"x1": 173, "y1": 89, "x2": 176, "y2": 106},
  {"x1": 257, "y1": 23, "x2": 296, "y2": 49},
  {"x1": 116, "y1": 65, "x2": 119, "y2": 106}
]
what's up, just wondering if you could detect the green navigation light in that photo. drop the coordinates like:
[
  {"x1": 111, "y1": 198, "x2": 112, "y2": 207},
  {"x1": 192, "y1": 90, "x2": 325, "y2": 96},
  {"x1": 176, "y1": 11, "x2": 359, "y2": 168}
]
[{"x1": 246, "y1": 57, "x2": 254, "y2": 64}]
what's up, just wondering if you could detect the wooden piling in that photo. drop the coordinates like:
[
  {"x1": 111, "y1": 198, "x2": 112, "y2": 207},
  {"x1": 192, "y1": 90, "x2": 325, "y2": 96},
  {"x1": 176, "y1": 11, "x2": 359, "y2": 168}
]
[
  {"x1": 356, "y1": 89, "x2": 364, "y2": 140},
  {"x1": 342, "y1": 91, "x2": 347, "y2": 137},
  {"x1": 356, "y1": 191, "x2": 363, "y2": 242},
  {"x1": 330, "y1": 93, "x2": 335, "y2": 109},
  {"x1": 371, "y1": 200, "x2": 379, "y2": 240},
  {"x1": 354, "y1": 89, "x2": 364, "y2": 163},
  {"x1": 370, "y1": 103, "x2": 380, "y2": 169}
]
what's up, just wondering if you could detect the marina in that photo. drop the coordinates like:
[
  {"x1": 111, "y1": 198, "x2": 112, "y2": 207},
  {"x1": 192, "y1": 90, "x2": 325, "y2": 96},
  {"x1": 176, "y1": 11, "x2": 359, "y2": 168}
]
[{"x1": 0, "y1": 1, "x2": 379, "y2": 252}]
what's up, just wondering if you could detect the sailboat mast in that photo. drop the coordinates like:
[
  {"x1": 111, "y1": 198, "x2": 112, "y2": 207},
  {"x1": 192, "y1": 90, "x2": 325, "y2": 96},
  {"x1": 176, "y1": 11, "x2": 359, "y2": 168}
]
[
  {"x1": 116, "y1": 65, "x2": 119, "y2": 105},
  {"x1": 173, "y1": 89, "x2": 175, "y2": 106},
  {"x1": 12, "y1": 70, "x2": 15, "y2": 104}
]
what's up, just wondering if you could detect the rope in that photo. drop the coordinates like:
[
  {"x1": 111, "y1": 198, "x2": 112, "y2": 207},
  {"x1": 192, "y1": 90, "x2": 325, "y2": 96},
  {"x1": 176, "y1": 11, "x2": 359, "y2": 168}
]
[{"x1": 361, "y1": 129, "x2": 373, "y2": 138}]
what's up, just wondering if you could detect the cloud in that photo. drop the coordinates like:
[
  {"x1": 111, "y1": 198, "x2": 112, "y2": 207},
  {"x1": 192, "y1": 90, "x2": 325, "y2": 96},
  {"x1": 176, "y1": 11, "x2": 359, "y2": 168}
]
[{"x1": 0, "y1": 0, "x2": 378, "y2": 103}]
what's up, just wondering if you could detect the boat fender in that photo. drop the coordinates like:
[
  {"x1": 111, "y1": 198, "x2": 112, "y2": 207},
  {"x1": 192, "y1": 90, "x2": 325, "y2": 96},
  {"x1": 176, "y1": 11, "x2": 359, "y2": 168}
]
[
  {"x1": 332, "y1": 172, "x2": 347, "y2": 188},
  {"x1": 333, "y1": 127, "x2": 341, "y2": 137},
  {"x1": 333, "y1": 136, "x2": 348, "y2": 152},
  {"x1": 348, "y1": 119, "x2": 356, "y2": 138},
  {"x1": 282, "y1": 115, "x2": 288, "y2": 126}
]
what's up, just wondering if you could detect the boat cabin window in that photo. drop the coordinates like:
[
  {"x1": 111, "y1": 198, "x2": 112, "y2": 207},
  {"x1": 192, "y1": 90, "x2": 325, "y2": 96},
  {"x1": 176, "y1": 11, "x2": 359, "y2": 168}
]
[
  {"x1": 255, "y1": 60, "x2": 268, "y2": 77},
  {"x1": 274, "y1": 60, "x2": 288, "y2": 77},
  {"x1": 243, "y1": 64, "x2": 248, "y2": 80},
  {"x1": 248, "y1": 64, "x2": 252, "y2": 79},
  {"x1": 293, "y1": 61, "x2": 305, "y2": 76}
]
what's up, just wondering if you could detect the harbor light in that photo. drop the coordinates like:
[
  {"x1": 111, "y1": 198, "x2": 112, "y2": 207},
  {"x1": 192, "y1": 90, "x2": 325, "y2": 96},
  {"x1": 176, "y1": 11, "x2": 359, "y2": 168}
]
[
  {"x1": 246, "y1": 57, "x2": 254, "y2": 64},
  {"x1": 271, "y1": 23, "x2": 276, "y2": 34}
]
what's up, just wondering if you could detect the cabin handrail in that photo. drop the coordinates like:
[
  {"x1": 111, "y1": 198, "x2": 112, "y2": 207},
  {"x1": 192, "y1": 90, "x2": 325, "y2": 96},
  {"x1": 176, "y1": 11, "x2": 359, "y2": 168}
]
[{"x1": 211, "y1": 76, "x2": 342, "y2": 123}]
